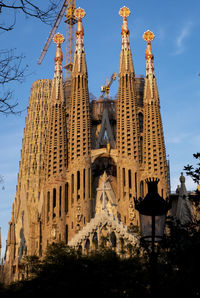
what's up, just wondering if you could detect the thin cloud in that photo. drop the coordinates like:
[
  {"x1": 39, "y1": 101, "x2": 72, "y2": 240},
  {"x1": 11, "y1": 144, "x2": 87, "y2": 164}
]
[{"x1": 173, "y1": 21, "x2": 193, "y2": 55}]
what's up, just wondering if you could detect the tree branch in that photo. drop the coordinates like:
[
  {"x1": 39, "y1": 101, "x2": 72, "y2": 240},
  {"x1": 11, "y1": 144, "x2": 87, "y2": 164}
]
[{"x1": 0, "y1": 0, "x2": 58, "y2": 31}]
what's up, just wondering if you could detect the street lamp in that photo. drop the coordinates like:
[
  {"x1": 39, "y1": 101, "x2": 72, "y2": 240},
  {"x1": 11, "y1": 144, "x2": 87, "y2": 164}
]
[
  {"x1": 134, "y1": 178, "x2": 171, "y2": 243},
  {"x1": 134, "y1": 178, "x2": 171, "y2": 296}
]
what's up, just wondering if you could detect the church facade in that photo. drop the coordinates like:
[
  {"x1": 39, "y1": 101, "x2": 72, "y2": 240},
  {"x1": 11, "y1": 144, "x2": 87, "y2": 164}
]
[{"x1": 4, "y1": 6, "x2": 169, "y2": 282}]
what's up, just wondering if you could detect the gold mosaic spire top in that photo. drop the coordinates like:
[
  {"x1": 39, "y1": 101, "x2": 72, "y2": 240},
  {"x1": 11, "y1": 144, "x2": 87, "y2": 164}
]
[
  {"x1": 119, "y1": 6, "x2": 131, "y2": 48},
  {"x1": 143, "y1": 30, "x2": 155, "y2": 76},
  {"x1": 53, "y1": 33, "x2": 64, "y2": 77},
  {"x1": 74, "y1": 7, "x2": 85, "y2": 48}
]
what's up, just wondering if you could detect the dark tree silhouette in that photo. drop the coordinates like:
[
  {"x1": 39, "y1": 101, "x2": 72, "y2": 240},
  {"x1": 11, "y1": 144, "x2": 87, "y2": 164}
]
[
  {"x1": 0, "y1": 0, "x2": 58, "y2": 114},
  {"x1": 184, "y1": 152, "x2": 200, "y2": 185}
]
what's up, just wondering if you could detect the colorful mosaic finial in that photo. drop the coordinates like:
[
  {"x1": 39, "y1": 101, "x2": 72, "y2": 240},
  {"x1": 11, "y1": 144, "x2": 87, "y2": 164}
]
[
  {"x1": 74, "y1": 7, "x2": 86, "y2": 19},
  {"x1": 119, "y1": 6, "x2": 130, "y2": 18},
  {"x1": 143, "y1": 30, "x2": 155, "y2": 43},
  {"x1": 74, "y1": 7, "x2": 85, "y2": 49},
  {"x1": 119, "y1": 6, "x2": 131, "y2": 48},
  {"x1": 53, "y1": 32, "x2": 65, "y2": 46},
  {"x1": 143, "y1": 30, "x2": 155, "y2": 75}
]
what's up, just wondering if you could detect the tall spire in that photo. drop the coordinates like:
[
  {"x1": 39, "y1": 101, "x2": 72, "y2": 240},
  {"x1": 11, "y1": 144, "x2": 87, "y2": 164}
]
[
  {"x1": 119, "y1": 6, "x2": 134, "y2": 75},
  {"x1": 68, "y1": 6, "x2": 92, "y2": 235},
  {"x1": 53, "y1": 33, "x2": 64, "y2": 78},
  {"x1": 142, "y1": 30, "x2": 168, "y2": 198},
  {"x1": 143, "y1": 30, "x2": 155, "y2": 77},
  {"x1": 117, "y1": 6, "x2": 140, "y2": 226}
]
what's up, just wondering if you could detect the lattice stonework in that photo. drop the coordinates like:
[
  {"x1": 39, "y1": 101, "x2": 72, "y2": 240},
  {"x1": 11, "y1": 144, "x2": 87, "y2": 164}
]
[
  {"x1": 141, "y1": 31, "x2": 168, "y2": 197},
  {"x1": 7, "y1": 79, "x2": 52, "y2": 260},
  {"x1": 46, "y1": 102, "x2": 67, "y2": 177}
]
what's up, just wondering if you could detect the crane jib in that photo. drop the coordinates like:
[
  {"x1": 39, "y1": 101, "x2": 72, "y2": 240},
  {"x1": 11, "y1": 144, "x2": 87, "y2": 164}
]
[{"x1": 37, "y1": 0, "x2": 68, "y2": 65}]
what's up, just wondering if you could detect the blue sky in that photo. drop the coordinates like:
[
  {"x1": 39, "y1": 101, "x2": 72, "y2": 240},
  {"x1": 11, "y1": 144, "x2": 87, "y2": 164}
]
[{"x1": 0, "y1": 0, "x2": 200, "y2": 258}]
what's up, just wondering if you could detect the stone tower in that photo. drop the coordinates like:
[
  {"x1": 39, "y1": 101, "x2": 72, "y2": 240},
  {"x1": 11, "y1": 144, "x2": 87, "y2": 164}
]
[
  {"x1": 68, "y1": 8, "x2": 92, "y2": 239},
  {"x1": 41, "y1": 33, "x2": 68, "y2": 252},
  {"x1": 141, "y1": 30, "x2": 168, "y2": 198},
  {"x1": 4, "y1": 6, "x2": 169, "y2": 283},
  {"x1": 117, "y1": 7, "x2": 140, "y2": 225},
  {"x1": 4, "y1": 79, "x2": 52, "y2": 280}
]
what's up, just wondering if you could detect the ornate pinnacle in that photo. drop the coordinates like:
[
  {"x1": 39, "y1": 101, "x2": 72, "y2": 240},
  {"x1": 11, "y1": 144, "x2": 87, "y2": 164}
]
[
  {"x1": 143, "y1": 30, "x2": 155, "y2": 75},
  {"x1": 119, "y1": 6, "x2": 131, "y2": 48},
  {"x1": 53, "y1": 32, "x2": 65, "y2": 46},
  {"x1": 53, "y1": 33, "x2": 64, "y2": 77},
  {"x1": 74, "y1": 7, "x2": 85, "y2": 48},
  {"x1": 143, "y1": 30, "x2": 155, "y2": 44},
  {"x1": 119, "y1": 6, "x2": 131, "y2": 18},
  {"x1": 74, "y1": 7, "x2": 86, "y2": 19}
]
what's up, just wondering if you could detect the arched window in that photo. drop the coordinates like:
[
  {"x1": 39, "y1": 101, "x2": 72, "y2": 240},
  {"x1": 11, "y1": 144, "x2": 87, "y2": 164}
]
[
  {"x1": 140, "y1": 136, "x2": 143, "y2": 163},
  {"x1": 59, "y1": 186, "x2": 62, "y2": 217},
  {"x1": 92, "y1": 232, "x2": 98, "y2": 250},
  {"x1": 53, "y1": 188, "x2": 56, "y2": 218},
  {"x1": 65, "y1": 183, "x2": 69, "y2": 213},
  {"x1": 110, "y1": 232, "x2": 116, "y2": 249},
  {"x1": 65, "y1": 225, "x2": 68, "y2": 244},
  {"x1": 128, "y1": 169, "x2": 132, "y2": 188},
  {"x1": 53, "y1": 188, "x2": 56, "y2": 208},
  {"x1": 77, "y1": 170, "x2": 80, "y2": 193},
  {"x1": 84, "y1": 239, "x2": 90, "y2": 255},
  {"x1": 140, "y1": 181, "x2": 144, "y2": 198},
  {"x1": 138, "y1": 113, "x2": 143, "y2": 132}
]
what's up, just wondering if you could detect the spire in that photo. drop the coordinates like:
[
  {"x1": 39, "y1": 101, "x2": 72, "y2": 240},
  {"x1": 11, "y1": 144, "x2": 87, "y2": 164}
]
[
  {"x1": 119, "y1": 6, "x2": 134, "y2": 75},
  {"x1": 142, "y1": 31, "x2": 168, "y2": 197},
  {"x1": 73, "y1": 7, "x2": 87, "y2": 75},
  {"x1": 53, "y1": 33, "x2": 64, "y2": 78},
  {"x1": 143, "y1": 30, "x2": 155, "y2": 76},
  {"x1": 69, "y1": 6, "x2": 91, "y2": 162}
]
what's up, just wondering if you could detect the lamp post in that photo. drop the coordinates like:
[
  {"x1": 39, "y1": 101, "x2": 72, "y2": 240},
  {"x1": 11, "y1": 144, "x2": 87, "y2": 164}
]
[{"x1": 134, "y1": 178, "x2": 171, "y2": 297}]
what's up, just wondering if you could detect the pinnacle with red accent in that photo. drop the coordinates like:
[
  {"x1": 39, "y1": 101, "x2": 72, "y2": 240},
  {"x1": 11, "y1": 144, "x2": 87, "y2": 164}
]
[
  {"x1": 143, "y1": 30, "x2": 155, "y2": 76},
  {"x1": 53, "y1": 33, "x2": 64, "y2": 78}
]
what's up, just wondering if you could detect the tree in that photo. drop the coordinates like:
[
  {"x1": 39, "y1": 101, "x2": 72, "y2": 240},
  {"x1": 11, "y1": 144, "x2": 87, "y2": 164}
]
[
  {"x1": 184, "y1": 152, "x2": 200, "y2": 185},
  {"x1": 0, "y1": 0, "x2": 58, "y2": 114}
]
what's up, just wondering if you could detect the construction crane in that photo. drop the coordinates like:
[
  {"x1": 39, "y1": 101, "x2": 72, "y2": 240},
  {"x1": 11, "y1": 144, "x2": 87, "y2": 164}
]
[
  {"x1": 101, "y1": 72, "x2": 117, "y2": 98},
  {"x1": 37, "y1": 0, "x2": 77, "y2": 79}
]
